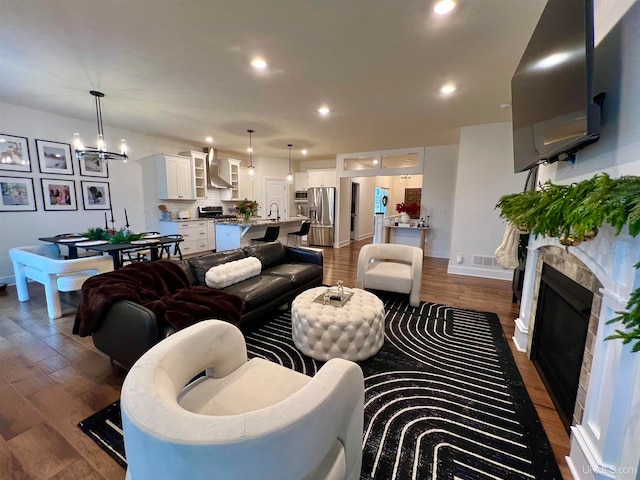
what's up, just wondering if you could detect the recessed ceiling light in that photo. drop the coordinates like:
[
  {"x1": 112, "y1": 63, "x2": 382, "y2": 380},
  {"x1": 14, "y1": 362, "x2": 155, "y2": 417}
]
[
  {"x1": 317, "y1": 106, "x2": 330, "y2": 116},
  {"x1": 301, "y1": 149, "x2": 308, "y2": 156},
  {"x1": 251, "y1": 58, "x2": 267, "y2": 70},
  {"x1": 440, "y1": 83, "x2": 456, "y2": 94},
  {"x1": 373, "y1": 159, "x2": 379, "y2": 165},
  {"x1": 205, "y1": 136, "x2": 214, "y2": 143},
  {"x1": 434, "y1": 0, "x2": 455, "y2": 15}
]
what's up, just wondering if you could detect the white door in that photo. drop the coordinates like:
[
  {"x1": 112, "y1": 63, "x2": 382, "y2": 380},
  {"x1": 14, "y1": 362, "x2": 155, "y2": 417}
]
[{"x1": 265, "y1": 178, "x2": 287, "y2": 220}]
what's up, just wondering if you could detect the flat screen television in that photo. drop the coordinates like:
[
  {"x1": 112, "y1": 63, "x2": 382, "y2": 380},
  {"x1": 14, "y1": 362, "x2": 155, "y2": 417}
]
[{"x1": 511, "y1": 0, "x2": 602, "y2": 173}]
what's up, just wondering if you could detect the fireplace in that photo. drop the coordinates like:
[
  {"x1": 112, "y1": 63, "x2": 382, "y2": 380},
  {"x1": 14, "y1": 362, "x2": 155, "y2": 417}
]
[
  {"x1": 531, "y1": 263, "x2": 594, "y2": 433},
  {"x1": 511, "y1": 225, "x2": 640, "y2": 478}
]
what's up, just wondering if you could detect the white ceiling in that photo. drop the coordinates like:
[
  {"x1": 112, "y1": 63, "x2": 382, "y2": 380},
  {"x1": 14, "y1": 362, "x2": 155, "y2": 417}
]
[{"x1": 0, "y1": 0, "x2": 546, "y2": 161}]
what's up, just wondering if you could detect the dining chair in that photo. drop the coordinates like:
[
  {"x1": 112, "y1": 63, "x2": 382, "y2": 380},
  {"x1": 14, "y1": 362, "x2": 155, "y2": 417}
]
[
  {"x1": 121, "y1": 231, "x2": 161, "y2": 265},
  {"x1": 159, "y1": 234, "x2": 183, "y2": 261},
  {"x1": 287, "y1": 221, "x2": 311, "y2": 246},
  {"x1": 250, "y1": 225, "x2": 280, "y2": 244}
]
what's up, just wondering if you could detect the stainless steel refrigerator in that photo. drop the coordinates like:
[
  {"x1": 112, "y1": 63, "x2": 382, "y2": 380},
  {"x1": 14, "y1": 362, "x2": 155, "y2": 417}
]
[{"x1": 308, "y1": 187, "x2": 335, "y2": 246}]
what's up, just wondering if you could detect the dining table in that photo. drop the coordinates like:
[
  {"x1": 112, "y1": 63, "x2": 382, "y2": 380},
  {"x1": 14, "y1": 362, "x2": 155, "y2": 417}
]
[{"x1": 38, "y1": 235, "x2": 184, "y2": 270}]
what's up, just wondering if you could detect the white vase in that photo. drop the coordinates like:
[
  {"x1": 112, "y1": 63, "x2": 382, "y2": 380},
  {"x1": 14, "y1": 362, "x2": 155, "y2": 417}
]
[{"x1": 399, "y1": 213, "x2": 410, "y2": 224}]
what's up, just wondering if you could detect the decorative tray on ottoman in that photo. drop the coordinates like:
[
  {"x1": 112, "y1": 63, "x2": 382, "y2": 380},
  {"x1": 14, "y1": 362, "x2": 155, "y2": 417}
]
[{"x1": 313, "y1": 281, "x2": 353, "y2": 307}]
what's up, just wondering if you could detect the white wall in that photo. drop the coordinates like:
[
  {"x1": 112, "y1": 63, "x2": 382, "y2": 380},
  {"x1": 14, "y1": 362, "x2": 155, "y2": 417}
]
[
  {"x1": 422, "y1": 145, "x2": 459, "y2": 258},
  {"x1": 448, "y1": 122, "x2": 528, "y2": 279},
  {"x1": 0, "y1": 102, "x2": 196, "y2": 282}
]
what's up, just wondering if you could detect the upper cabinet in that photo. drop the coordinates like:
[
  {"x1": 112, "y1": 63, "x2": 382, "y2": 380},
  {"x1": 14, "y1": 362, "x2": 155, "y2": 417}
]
[
  {"x1": 294, "y1": 172, "x2": 309, "y2": 191},
  {"x1": 220, "y1": 158, "x2": 241, "y2": 200},
  {"x1": 155, "y1": 153, "x2": 194, "y2": 200},
  {"x1": 308, "y1": 169, "x2": 336, "y2": 188},
  {"x1": 238, "y1": 166, "x2": 253, "y2": 200},
  {"x1": 179, "y1": 150, "x2": 208, "y2": 200}
]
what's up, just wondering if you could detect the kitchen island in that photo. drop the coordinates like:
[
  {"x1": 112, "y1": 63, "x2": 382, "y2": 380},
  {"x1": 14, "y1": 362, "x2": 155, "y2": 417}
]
[{"x1": 215, "y1": 218, "x2": 308, "y2": 251}]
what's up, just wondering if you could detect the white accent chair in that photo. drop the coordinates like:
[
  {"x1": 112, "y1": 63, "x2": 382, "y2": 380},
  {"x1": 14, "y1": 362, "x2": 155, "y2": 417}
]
[
  {"x1": 356, "y1": 243, "x2": 423, "y2": 307},
  {"x1": 9, "y1": 244, "x2": 114, "y2": 319},
  {"x1": 121, "y1": 320, "x2": 364, "y2": 480}
]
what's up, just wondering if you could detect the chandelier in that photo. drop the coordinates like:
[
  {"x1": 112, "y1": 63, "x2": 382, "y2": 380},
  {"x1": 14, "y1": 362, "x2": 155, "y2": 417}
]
[
  {"x1": 73, "y1": 91, "x2": 128, "y2": 163},
  {"x1": 247, "y1": 129, "x2": 255, "y2": 178},
  {"x1": 286, "y1": 143, "x2": 293, "y2": 184}
]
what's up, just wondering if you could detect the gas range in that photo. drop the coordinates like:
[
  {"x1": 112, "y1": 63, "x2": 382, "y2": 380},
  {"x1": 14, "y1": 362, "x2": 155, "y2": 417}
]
[{"x1": 198, "y1": 205, "x2": 238, "y2": 220}]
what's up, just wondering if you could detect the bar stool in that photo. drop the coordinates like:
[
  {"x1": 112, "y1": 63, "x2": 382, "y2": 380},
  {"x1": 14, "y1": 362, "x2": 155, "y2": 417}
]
[
  {"x1": 287, "y1": 221, "x2": 311, "y2": 246},
  {"x1": 250, "y1": 226, "x2": 280, "y2": 244}
]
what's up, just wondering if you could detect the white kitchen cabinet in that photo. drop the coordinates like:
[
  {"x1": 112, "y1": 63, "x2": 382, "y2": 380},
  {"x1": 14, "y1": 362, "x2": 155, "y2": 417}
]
[
  {"x1": 179, "y1": 150, "x2": 208, "y2": 200},
  {"x1": 307, "y1": 169, "x2": 336, "y2": 188},
  {"x1": 160, "y1": 220, "x2": 210, "y2": 256},
  {"x1": 155, "y1": 154, "x2": 194, "y2": 200},
  {"x1": 294, "y1": 172, "x2": 309, "y2": 191},
  {"x1": 220, "y1": 158, "x2": 241, "y2": 199}
]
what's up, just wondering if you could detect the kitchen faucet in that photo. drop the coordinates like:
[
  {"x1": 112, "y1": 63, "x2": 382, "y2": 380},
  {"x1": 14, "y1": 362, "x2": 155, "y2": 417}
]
[{"x1": 268, "y1": 202, "x2": 280, "y2": 221}]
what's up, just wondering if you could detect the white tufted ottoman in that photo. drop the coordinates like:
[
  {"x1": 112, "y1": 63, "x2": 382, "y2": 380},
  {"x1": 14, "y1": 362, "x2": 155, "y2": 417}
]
[{"x1": 291, "y1": 287, "x2": 385, "y2": 361}]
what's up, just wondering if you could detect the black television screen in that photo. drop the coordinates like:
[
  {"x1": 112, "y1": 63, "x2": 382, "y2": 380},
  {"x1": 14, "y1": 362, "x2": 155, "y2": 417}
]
[{"x1": 511, "y1": 0, "x2": 601, "y2": 173}]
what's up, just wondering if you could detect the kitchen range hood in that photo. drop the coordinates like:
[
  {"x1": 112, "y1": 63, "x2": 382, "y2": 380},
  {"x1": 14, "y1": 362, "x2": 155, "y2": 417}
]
[{"x1": 205, "y1": 148, "x2": 232, "y2": 189}]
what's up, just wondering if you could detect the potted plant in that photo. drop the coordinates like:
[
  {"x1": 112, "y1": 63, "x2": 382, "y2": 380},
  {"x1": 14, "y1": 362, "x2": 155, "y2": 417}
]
[
  {"x1": 236, "y1": 199, "x2": 259, "y2": 222},
  {"x1": 396, "y1": 202, "x2": 420, "y2": 223}
]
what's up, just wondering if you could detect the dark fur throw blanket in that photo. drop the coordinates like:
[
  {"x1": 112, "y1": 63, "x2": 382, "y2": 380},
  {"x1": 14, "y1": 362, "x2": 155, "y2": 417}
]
[{"x1": 73, "y1": 260, "x2": 243, "y2": 337}]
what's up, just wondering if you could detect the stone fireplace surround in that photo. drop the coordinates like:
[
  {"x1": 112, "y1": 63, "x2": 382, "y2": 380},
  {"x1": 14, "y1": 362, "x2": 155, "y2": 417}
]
[{"x1": 513, "y1": 225, "x2": 640, "y2": 479}]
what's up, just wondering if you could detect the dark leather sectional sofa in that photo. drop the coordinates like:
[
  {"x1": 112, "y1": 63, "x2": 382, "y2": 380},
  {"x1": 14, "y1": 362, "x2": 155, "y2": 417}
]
[{"x1": 91, "y1": 242, "x2": 323, "y2": 368}]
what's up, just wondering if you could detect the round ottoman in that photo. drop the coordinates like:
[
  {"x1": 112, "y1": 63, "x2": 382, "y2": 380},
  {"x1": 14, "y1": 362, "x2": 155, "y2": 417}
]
[{"x1": 291, "y1": 286, "x2": 385, "y2": 361}]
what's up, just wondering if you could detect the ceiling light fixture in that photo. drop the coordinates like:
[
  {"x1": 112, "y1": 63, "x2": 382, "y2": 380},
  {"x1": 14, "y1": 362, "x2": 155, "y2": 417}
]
[
  {"x1": 440, "y1": 83, "x2": 456, "y2": 94},
  {"x1": 286, "y1": 144, "x2": 293, "y2": 184},
  {"x1": 205, "y1": 136, "x2": 214, "y2": 143},
  {"x1": 434, "y1": 0, "x2": 456, "y2": 15},
  {"x1": 247, "y1": 129, "x2": 255, "y2": 178},
  {"x1": 317, "y1": 106, "x2": 330, "y2": 116},
  {"x1": 251, "y1": 58, "x2": 267, "y2": 70},
  {"x1": 73, "y1": 91, "x2": 128, "y2": 163},
  {"x1": 301, "y1": 149, "x2": 308, "y2": 156}
]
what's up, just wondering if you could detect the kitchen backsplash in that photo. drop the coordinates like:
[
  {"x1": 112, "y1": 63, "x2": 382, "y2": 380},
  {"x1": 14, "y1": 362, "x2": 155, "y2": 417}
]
[{"x1": 156, "y1": 189, "x2": 239, "y2": 220}]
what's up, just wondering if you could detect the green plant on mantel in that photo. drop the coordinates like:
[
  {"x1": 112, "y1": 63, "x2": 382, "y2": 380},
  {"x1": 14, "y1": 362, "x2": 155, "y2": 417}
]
[{"x1": 495, "y1": 173, "x2": 640, "y2": 352}]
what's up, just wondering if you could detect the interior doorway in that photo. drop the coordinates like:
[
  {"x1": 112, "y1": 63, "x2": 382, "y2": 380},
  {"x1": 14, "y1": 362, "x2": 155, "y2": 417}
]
[
  {"x1": 265, "y1": 178, "x2": 287, "y2": 219},
  {"x1": 350, "y1": 182, "x2": 359, "y2": 241}
]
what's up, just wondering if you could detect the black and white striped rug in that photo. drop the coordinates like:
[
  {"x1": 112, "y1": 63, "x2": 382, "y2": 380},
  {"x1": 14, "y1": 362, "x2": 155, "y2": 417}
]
[{"x1": 79, "y1": 293, "x2": 561, "y2": 479}]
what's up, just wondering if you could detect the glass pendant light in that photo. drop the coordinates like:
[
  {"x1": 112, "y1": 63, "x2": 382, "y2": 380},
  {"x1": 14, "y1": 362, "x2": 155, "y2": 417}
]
[
  {"x1": 247, "y1": 129, "x2": 255, "y2": 178},
  {"x1": 286, "y1": 144, "x2": 293, "y2": 184}
]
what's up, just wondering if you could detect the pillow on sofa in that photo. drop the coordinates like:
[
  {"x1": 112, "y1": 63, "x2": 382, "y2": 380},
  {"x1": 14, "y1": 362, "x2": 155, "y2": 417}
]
[
  {"x1": 189, "y1": 249, "x2": 247, "y2": 286},
  {"x1": 205, "y1": 257, "x2": 262, "y2": 289}
]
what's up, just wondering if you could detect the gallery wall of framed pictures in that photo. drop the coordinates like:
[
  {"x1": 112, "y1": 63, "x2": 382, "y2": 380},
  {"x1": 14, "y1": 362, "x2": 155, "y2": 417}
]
[{"x1": 0, "y1": 132, "x2": 110, "y2": 213}]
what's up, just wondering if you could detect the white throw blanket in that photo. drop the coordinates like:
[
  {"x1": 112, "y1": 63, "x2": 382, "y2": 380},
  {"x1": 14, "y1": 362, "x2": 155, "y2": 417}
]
[{"x1": 495, "y1": 222, "x2": 521, "y2": 269}]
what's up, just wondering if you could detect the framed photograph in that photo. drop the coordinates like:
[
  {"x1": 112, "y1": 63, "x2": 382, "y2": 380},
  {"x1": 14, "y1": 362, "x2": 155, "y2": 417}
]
[
  {"x1": 79, "y1": 155, "x2": 109, "y2": 178},
  {"x1": 36, "y1": 139, "x2": 74, "y2": 175},
  {"x1": 81, "y1": 180, "x2": 111, "y2": 210},
  {"x1": 0, "y1": 176, "x2": 37, "y2": 211},
  {"x1": 41, "y1": 178, "x2": 77, "y2": 211},
  {"x1": 0, "y1": 134, "x2": 31, "y2": 172}
]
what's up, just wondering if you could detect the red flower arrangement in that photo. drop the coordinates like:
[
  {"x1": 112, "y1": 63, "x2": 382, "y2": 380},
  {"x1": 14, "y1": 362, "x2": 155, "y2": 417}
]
[{"x1": 395, "y1": 202, "x2": 420, "y2": 216}]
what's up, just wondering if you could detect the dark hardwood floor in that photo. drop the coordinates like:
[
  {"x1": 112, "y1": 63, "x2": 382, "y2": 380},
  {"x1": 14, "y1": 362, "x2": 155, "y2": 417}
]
[{"x1": 0, "y1": 239, "x2": 571, "y2": 479}]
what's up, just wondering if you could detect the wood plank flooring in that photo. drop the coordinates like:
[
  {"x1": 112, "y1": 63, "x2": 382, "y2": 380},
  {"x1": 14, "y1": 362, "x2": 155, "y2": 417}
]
[{"x1": 0, "y1": 239, "x2": 571, "y2": 479}]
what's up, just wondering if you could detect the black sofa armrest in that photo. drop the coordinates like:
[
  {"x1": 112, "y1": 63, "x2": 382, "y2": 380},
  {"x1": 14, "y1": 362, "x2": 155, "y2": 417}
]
[
  {"x1": 91, "y1": 300, "x2": 165, "y2": 369},
  {"x1": 284, "y1": 245, "x2": 323, "y2": 265}
]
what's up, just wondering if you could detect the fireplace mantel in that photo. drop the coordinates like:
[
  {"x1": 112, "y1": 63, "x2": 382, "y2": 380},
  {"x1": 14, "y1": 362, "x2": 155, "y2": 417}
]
[{"x1": 513, "y1": 225, "x2": 640, "y2": 479}]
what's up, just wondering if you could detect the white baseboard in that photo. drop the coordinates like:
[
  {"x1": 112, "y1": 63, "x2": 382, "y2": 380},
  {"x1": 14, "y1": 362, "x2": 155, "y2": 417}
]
[{"x1": 446, "y1": 264, "x2": 513, "y2": 281}]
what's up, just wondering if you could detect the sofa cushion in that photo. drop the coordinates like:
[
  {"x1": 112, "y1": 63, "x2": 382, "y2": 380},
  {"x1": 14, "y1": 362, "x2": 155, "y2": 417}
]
[
  {"x1": 205, "y1": 257, "x2": 262, "y2": 289},
  {"x1": 188, "y1": 249, "x2": 247, "y2": 286},
  {"x1": 243, "y1": 242, "x2": 287, "y2": 270},
  {"x1": 263, "y1": 263, "x2": 323, "y2": 288},
  {"x1": 222, "y1": 275, "x2": 291, "y2": 311}
]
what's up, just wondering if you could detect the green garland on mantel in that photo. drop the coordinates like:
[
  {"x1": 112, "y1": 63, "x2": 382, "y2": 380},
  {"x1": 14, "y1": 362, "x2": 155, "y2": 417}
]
[{"x1": 495, "y1": 173, "x2": 640, "y2": 352}]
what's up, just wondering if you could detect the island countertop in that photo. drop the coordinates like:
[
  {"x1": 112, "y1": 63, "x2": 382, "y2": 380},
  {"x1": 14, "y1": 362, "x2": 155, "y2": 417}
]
[{"x1": 215, "y1": 217, "x2": 308, "y2": 227}]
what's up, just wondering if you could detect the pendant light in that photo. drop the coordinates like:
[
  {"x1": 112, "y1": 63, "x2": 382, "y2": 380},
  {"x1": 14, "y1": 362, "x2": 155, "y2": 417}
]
[
  {"x1": 247, "y1": 129, "x2": 255, "y2": 178},
  {"x1": 286, "y1": 144, "x2": 293, "y2": 184},
  {"x1": 73, "y1": 91, "x2": 128, "y2": 163}
]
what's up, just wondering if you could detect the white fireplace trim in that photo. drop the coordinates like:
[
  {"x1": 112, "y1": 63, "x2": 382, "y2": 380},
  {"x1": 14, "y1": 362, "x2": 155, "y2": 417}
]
[{"x1": 512, "y1": 224, "x2": 640, "y2": 479}]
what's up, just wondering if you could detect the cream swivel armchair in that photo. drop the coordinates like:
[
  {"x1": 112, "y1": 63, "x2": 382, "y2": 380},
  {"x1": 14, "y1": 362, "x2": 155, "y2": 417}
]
[
  {"x1": 121, "y1": 320, "x2": 364, "y2": 480},
  {"x1": 356, "y1": 243, "x2": 423, "y2": 307},
  {"x1": 10, "y1": 244, "x2": 114, "y2": 319}
]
